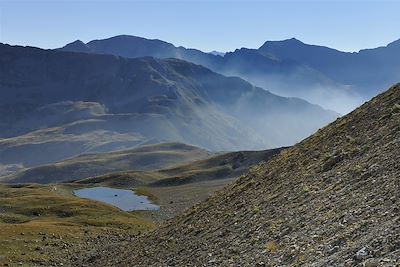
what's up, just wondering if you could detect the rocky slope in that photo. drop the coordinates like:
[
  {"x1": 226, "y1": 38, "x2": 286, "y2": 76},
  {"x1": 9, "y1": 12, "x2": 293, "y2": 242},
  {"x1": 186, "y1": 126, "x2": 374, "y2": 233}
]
[{"x1": 78, "y1": 84, "x2": 400, "y2": 266}]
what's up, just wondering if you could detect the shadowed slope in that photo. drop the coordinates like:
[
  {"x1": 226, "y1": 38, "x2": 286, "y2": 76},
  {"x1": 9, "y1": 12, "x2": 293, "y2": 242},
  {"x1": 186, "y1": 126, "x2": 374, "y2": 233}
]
[
  {"x1": 0, "y1": 43, "x2": 336, "y2": 165},
  {"x1": 2, "y1": 143, "x2": 211, "y2": 184}
]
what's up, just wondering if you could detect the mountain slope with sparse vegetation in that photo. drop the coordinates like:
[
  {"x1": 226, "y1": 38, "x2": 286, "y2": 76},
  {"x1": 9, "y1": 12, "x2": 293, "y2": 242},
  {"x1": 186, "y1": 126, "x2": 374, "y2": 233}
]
[{"x1": 79, "y1": 84, "x2": 400, "y2": 266}]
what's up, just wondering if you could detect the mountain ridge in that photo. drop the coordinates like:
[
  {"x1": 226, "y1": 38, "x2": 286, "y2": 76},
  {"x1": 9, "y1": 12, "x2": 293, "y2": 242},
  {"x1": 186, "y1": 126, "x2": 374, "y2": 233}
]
[
  {"x1": 61, "y1": 35, "x2": 400, "y2": 113},
  {"x1": 259, "y1": 37, "x2": 400, "y2": 97},
  {"x1": 60, "y1": 35, "x2": 352, "y2": 113},
  {"x1": 0, "y1": 43, "x2": 336, "y2": 171}
]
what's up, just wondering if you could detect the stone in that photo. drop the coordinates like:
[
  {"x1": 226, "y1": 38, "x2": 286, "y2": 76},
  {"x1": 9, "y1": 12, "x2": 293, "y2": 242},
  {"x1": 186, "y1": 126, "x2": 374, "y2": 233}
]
[
  {"x1": 363, "y1": 258, "x2": 379, "y2": 267},
  {"x1": 356, "y1": 247, "x2": 368, "y2": 260}
]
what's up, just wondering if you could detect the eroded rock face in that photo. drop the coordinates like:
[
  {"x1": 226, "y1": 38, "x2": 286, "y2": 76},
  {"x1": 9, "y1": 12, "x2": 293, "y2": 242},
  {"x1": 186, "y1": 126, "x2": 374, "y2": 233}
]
[{"x1": 73, "y1": 84, "x2": 400, "y2": 266}]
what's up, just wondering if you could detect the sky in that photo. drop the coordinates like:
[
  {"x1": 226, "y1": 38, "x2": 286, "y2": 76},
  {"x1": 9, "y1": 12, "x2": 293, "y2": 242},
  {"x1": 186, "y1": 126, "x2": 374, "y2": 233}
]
[{"x1": 0, "y1": 0, "x2": 399, "y2": 53}]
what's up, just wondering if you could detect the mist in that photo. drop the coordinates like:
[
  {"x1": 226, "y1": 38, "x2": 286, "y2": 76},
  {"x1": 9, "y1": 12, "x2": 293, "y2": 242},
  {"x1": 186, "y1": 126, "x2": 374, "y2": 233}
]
[
  {"x1": 224, "y1": 70, "x2": 365, "y2": 115},
  {"x1": 264, "y1": 81, "x2": 364, "y2": 115}
]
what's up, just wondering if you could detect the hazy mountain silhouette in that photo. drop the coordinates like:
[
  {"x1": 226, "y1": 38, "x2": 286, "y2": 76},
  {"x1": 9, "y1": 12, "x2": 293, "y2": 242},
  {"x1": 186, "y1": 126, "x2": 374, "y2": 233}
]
[
  {"x1": 259, "y1": 38, "x2": 400, "y2": 96},
  {"x1": 61, "y1": 35, "x2": 400, "y2": 113},
  {"x1": 0, "y1": 43, "x2": 336, "y2": 169},
  {"x1": 61, "y1": 35, "x2": 350, "y2": 112}
]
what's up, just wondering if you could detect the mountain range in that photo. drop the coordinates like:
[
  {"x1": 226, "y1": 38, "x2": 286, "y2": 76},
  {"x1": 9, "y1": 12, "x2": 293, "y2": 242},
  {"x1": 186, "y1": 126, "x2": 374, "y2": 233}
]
[
  {"x1": 61, "y1": 35, "x2": 400, "y2": 113},
  {"x1": 1, "y1": 32, "x2": 399, "y2": 266},
  {"x1": 259, "y1": 38, "x2": 400, "y2": 94},
  {"x1": 2, "y1": 34, "x2": 400, "y2": 177},
  {"x1": 0, "y1": 43, "x2": 336, "y2": 172}
]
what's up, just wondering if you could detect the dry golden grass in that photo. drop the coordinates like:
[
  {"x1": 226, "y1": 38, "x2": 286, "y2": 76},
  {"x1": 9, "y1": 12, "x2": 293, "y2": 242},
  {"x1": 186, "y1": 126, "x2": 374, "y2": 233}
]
[{"x1": 0, "y1": 184, "x2": 154, "y2": 266}]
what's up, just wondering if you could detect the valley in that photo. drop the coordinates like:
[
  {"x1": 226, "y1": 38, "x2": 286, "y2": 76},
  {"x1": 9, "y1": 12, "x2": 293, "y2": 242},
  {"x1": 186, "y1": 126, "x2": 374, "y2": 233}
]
[
  {"x1": 73, "y1": 83, "x2": 400, "y2": 267},
  {"x1": 1, "y1": 6, "x2": 399, "y2": 265},
  {"x1": 4, "y1": 83, "x2": 397, "y2": 266},
  {"x1": 0, "y1": 44, "x2": 336, "y2": 156},
  {"x1": 0, "y1": 142, "x2": 283, "y2": 266}
]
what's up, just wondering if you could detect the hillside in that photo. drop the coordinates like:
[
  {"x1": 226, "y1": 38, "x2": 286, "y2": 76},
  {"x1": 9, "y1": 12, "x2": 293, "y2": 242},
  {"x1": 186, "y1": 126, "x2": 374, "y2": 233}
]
[
  {"x1": 81, "y1": 84, "x2": 400, "y2": 266},
  {"x1": 0, "y1": 43, "x2": 336, "y2": 171},
  {"x1": 150, "y1": 147, "x2": 285, "y2": 187},
  {"x1": 76, "y1": 147, "x2": 284, "y2": 187},
  {"x1": 0, "y1": 183, "x2": 154, "y2": 266},
  {"x1": 74, "y1": 147, "x2": 284, "y2": 221},
  {"x1": 0, "y1": 148, "x2": 284, "y2": 265},
  {"x1": 2, "y1": 143, "x2": 211, "y2": 184}
]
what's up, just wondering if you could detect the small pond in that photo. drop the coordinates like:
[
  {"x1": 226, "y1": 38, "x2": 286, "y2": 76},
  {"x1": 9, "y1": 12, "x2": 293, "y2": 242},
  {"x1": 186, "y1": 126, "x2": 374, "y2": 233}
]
[{"x1": 73, "y1": 187, "x2": 159, "y2": 211}]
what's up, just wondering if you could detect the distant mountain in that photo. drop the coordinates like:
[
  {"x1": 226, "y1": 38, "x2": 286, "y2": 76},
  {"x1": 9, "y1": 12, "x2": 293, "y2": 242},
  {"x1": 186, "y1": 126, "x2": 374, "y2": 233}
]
[
  {"x1": 259, "y1": 38, "x2": 400, "y2": 96},
  {"x1": 0, "y1": 44, "x2": 336, "y2": 170},
  {"x1": 62, "y1": 35, "x2": 400, "y2": 114},
  {"x1": 61, "y1": 35, "x2": 218, "y2": 66},
  {"x1": 209, "y1": 50, "x2": 226, "y2": 57},
  {"x1": 60, "y1": 35, "x2": 351, "y2": 113}
]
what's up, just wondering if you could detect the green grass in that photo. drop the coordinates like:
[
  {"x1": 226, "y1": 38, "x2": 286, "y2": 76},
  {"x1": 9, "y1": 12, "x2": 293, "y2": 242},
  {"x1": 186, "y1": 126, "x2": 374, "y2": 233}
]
[
  {"x1": 133, "y1": 188, "x2": 159, "y2": 205},
  {"x1": 0, "y1": 184, "x2": 154, "y2": 266}
]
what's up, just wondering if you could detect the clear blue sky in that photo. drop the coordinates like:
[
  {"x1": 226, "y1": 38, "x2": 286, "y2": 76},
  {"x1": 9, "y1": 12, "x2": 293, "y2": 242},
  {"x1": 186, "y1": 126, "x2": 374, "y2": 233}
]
[{"x1": 1, "y1": 0, "x2": 399, "y2": 52}]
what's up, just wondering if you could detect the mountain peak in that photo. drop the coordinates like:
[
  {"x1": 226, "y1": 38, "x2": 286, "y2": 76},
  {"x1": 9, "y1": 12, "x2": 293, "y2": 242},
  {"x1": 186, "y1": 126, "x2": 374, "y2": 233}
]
[
  {"x1": 94, "y1": 35, "x2": 149, "y2": 42},
  {"x1": 209, "y1": 50, "x2": 226, "y2": 57},
  {"x1": 60, "y1": 39, "x2": 91, "y2": 53},
  {"x1": 87, "y1": 34, "x2": 174, "y2": 47},
  {"x1": 70, "y1": 40, "x2": 86, "y2": 45},
  {"x1": 259, "y1": 37, "x2": 304, "y2": 49},
  {"x1": 387, "y1": 38, "x2": 400, "y2": 48},
  {"x1": 287, "y1": 37, "x2": 302, "y2": 43}
]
